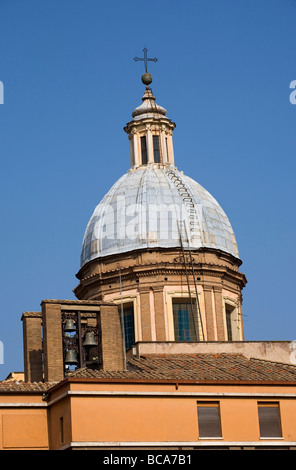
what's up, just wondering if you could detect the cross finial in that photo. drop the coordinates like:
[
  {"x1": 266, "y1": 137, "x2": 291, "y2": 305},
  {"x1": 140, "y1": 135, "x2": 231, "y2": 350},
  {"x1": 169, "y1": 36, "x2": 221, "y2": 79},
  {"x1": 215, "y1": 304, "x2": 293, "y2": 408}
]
[{"x1": 134, "y1": 48, "x2": 158, "y2": 73}]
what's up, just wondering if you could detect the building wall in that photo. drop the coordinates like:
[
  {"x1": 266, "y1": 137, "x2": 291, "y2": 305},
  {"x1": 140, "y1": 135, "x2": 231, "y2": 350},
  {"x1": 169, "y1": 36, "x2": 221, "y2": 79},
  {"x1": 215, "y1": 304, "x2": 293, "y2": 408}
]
[
  {"x1": 0, "y1": 395, "x2": 48, "y2": 450},
  {"x1": 47, "y1": 394, "x2": 72, "y2": 450},
  {"x1": 0, "y1": 380, "x2": 295, "y2": 449},
  {"x1": 46, "y1": 381, "x2": 296, "y2": 450}
]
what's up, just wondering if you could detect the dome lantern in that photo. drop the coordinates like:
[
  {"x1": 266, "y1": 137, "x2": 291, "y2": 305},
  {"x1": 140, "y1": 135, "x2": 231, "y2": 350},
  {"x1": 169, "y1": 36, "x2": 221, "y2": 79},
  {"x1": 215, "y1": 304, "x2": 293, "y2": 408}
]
[{"x1": 124, "y1": 49, "x2": 176, "y2": 168}]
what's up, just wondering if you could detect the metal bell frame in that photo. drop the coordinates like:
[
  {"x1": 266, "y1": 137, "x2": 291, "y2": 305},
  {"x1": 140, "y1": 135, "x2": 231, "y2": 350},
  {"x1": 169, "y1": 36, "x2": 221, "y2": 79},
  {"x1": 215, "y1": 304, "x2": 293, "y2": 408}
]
[{"x1": 62, "y1": 312, "x2": 101, "y2": 373}]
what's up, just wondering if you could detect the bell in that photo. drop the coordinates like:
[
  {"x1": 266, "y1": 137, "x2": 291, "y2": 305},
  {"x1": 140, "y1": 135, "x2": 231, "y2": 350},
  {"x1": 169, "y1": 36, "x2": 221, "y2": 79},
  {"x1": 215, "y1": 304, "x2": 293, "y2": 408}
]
[
  {"x1": 64, "y1": 319, "x2": 76, "y2": 332},
  {"x1": 83, "y1": 331, "x2": 98, "y2": 347},
  {"x1": 65, "y1": 349, "x2": 78, "y2": 365}
]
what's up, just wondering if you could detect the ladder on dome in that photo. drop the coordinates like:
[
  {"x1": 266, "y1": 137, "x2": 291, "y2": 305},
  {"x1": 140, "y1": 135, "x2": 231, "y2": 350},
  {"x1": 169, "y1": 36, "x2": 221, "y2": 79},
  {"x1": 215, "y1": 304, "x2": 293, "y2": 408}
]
[
  {"x1": 166, "y1": 169, "x2": 205, "y2": 341},
  {"x1": 166, "y1": 169, "x2": 200, "y2": 240}
]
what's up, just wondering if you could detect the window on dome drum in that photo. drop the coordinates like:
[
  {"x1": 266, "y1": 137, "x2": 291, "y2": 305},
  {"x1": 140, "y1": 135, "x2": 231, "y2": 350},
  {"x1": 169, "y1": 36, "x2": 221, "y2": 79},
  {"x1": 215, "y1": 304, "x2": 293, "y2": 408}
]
[
  {"x1": 197, "y1": 402, "x2": 222, "y2": 438},
  {"x1": 153, "y1": 135, "x2": 161, "y2": 163},
  {"x1": 225, "y1": 304, "x2": 235, "y2": 341},
  {"x1": 120, "y1": 303, "x2": 135, "y2": 351},
  {"x1": 141, "y1": 136, "x2": 148, "y2": 165},
  {"x1": 258, "y1": 402, "x2": 282, "y2": 438},
  {"x1": 173, "y1": 299, "x2": 198, "y2": 341}
]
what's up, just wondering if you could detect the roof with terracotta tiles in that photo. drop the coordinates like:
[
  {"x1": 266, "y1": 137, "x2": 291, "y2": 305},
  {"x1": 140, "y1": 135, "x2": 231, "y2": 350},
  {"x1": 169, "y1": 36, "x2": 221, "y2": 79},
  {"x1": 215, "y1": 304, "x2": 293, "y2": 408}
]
[
  {"x1": 1, "y1": 353, "x2": 296, "y2": 393},
  {"x1": 68, "y1": 353, "x2": 296, "y2": 383},
  {"x1": 0, "y1": 381, "x2": 54, "y2": 393}
]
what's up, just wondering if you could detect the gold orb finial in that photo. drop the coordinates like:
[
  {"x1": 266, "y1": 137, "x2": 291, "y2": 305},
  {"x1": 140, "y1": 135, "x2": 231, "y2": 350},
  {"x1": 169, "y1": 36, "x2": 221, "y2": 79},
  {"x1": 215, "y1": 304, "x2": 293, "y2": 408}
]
[{"x1": 141, "y1": 72, "x2": 153, "y2": 86}]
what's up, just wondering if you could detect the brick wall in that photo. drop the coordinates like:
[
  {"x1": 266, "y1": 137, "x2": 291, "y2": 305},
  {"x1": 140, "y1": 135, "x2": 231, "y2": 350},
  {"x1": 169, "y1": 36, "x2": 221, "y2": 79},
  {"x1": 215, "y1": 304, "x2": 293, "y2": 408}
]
[
  {"x1": 22, "y1": 312, "x2": 43, "y2": 382},
  {"x1": 100, "y1": 305, "x2": 125, "y2": 371},
  {"x1": 42, "y1": 302, "x2": 64, "y2": 383}
]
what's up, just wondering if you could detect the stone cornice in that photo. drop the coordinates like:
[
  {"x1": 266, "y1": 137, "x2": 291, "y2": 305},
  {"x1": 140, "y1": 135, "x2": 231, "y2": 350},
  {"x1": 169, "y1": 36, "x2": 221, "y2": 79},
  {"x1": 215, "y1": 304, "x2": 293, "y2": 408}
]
[
  {"x1": 21, "y1": 311, "x2": 42, "y2": 319},
  {"x1": 75, "y1": 247, "x2": 243, "y2": 280},
  {"x1": 40, "y1": 299, "x2": 115, "y2": 307},
  {"x1": 74, "y1": 263, "x2": 247, "y2": 300},
  {"x1": 77, "y1": 262, "x2": 246, "y2": 284},
  {"x1": 74, "y1": 247, "x2": 246, "y2": 300}
]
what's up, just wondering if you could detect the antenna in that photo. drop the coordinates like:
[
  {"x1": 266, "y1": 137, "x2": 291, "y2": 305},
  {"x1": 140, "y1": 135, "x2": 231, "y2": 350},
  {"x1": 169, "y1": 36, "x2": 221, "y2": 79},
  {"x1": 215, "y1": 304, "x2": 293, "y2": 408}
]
[
  {"x1": 184, "y1": 224, "x2": 205, "y2": 341},
  {"x1": 177, "y1": 220, "x2": 199, "y2": 342},
  {"x1": 118, "y1": 263, "x2": 127, "y2": 370}
]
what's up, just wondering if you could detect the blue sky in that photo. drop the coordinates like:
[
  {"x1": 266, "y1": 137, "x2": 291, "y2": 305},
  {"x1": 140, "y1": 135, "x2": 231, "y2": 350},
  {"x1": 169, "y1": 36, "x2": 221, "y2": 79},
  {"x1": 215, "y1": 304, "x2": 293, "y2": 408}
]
[{"x1": 0, "y1": 0, "x2": 295, "y2": 380}]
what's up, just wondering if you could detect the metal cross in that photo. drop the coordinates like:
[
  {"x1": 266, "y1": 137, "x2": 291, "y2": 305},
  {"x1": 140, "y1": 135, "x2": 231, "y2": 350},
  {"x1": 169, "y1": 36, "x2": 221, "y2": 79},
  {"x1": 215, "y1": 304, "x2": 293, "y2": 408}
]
[{"x1": 134, "y1": 48, "x2": 158, "y2": 73}]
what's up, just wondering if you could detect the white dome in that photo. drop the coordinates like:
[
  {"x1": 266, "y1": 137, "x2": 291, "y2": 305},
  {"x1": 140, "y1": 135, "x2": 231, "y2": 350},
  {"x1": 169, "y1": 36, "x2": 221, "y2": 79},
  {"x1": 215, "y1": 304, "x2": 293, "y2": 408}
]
[{"x1": 80, "y1": 166, "x2": 239, "y2": 267}]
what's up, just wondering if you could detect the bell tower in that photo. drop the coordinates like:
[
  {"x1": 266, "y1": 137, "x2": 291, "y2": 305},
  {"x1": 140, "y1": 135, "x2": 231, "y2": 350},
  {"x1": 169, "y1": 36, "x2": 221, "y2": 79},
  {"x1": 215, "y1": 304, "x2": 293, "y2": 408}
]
[{"x1": 22, "y1": 300, "x2": 126, "y2": 382}]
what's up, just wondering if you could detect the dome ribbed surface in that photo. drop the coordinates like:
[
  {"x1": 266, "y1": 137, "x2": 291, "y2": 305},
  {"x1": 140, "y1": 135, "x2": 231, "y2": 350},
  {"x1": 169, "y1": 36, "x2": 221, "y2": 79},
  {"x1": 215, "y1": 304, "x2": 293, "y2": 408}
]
[{"x1": 80, "y1": 166, "x2": 239, "y2": 267}]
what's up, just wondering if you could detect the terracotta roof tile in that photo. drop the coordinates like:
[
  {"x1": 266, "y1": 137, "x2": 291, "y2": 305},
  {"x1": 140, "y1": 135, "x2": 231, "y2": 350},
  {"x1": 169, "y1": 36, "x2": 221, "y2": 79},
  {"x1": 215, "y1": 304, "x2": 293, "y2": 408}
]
[
  {"x1": 1, "y1": 354, "x2": 296, "y2": 391},
  {"x1": 68, "y1": 353, "x2": 296, "y2": 382},
  {"x1": 0, "y1": 381, "x2": 55, "y2": 392}
]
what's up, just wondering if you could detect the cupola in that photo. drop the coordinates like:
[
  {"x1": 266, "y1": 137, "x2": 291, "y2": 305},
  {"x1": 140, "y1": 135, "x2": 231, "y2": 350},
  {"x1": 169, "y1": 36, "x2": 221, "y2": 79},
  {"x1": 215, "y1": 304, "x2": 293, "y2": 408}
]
[{"x1": 124, "y1": 73, "x2": 176, "y2": 168}]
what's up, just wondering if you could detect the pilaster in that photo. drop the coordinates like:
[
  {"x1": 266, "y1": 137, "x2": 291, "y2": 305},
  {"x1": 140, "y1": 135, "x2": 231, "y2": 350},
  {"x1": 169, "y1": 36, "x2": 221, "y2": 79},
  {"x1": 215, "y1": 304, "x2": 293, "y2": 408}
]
[
  {"x1": 213, "y1": 286, "x2": 226, "y2": 340},
  {"x1": 100, "y1": 305, "x2": 125, "y2": 371},
  {"x1": 139, "y1": 289, "x2": 152, "y2": 341},
  {"x1": 203, "y1": 287, "x2": 216, "y2": 341},
  {"x1": 42, "y1": 301, "x2": 64, "y2": 383}
]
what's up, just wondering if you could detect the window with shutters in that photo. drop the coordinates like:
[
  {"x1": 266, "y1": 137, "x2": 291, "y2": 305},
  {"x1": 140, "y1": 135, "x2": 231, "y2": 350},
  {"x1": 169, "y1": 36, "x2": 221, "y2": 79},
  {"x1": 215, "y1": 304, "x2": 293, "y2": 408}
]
[
  {"x1": 197, "y1": 402, "x2": 222, "y2": 438},
  {"x1": 258, "y1": 402, "x2": 282, "y2": 438}
]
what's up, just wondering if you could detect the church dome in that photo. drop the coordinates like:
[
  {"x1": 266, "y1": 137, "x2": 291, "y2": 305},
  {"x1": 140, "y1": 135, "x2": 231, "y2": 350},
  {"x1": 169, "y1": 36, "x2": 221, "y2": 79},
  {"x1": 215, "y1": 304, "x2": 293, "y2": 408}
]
[
  {"x1": 80, "y1": 165, "x2": 239, "y2": 267},
  {"x1": 80, "y1": 71, "x2": 239, "y2": 268}
]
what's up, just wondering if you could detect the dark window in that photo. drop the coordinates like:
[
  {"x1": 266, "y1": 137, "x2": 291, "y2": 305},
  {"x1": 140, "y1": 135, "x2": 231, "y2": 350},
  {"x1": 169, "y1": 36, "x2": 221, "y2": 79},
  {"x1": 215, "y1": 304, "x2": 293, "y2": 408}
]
[
  {"x1": 258, "y1": 403, "x2": 282, "y2": 438},
  {"x1": 141, "y1": 136, "x2": 148, "y2": 164},
  {"x1": 120, "y1": 303, "x2": 135, "y2": 351},
  {"x1": 197, "y1": 402, "x2": 222, "y2": 438},
  {"x1": 226, "y1": 304, "x2": 234, "y2": 341},
  {"x1": 60, "y1": 417, "x2": 64, "y2": 444},
  {"x1": 173, "y1": 300, "x2": 198, "y2": 341},
  {"x1": 153, "y1": 135, "x2": 161, "y2": 163}
]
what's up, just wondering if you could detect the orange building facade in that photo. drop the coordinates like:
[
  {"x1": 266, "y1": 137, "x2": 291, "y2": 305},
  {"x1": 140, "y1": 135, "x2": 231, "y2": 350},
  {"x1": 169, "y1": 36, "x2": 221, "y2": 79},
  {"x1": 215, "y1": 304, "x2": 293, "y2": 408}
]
[
  {"x1": 1, "y1": 342, "x2": 296, "y2": 450},
  {"x1": 1, "y1": 66, "x2": 296, "y2": 451}
]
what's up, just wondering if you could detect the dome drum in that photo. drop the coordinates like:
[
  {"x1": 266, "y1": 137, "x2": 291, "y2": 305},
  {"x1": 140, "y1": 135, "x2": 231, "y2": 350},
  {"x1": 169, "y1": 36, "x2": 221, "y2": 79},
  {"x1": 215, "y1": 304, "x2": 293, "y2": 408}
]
[{"x1": 74, "y1": 246, "x2": 246, "y2": 344}]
